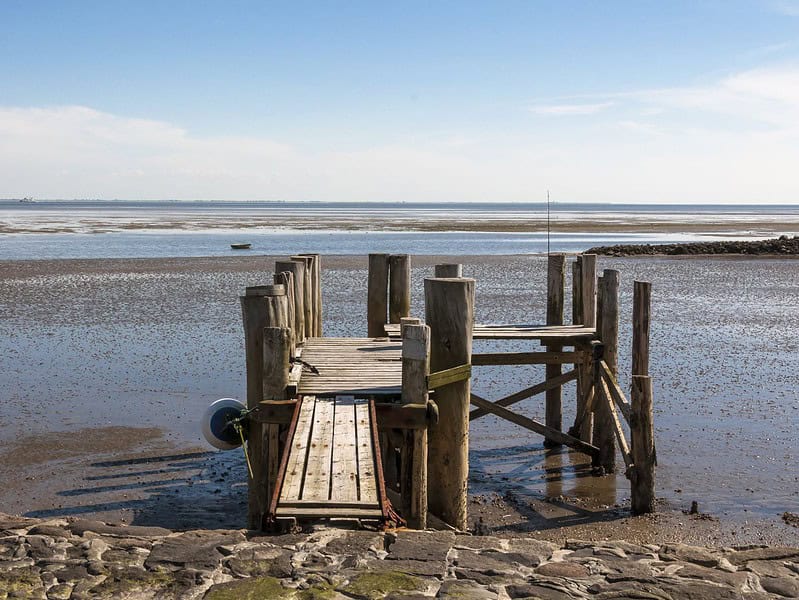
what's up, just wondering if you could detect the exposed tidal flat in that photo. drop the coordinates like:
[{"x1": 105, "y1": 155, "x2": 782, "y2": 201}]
[{"x1": 0, "y1": 254, "x2": 797, "y2": 549}]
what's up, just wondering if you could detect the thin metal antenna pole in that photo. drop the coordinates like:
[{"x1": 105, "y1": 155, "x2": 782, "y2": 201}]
[{"x1": 547, "y1": 190, "x2": 551, "y2": 256}]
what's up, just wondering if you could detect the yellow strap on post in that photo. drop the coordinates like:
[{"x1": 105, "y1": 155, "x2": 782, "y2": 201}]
[{"x1": 234, "y1": 422, "x2": 254, "y2": 479}]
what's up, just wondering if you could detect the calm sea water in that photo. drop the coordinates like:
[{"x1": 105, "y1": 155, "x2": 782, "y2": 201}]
[{"x1": 1, "y1": 200, "x2": 796, "y2": 259}]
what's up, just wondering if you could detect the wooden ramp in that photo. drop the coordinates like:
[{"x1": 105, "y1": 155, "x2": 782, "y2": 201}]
[{"x1": 272, "y1": 395, "x2": 388, "y2": 521}]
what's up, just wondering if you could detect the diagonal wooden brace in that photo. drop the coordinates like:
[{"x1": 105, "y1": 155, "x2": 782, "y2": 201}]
[
  {"x1": 469, "y1": 369, "x2": 577, "y2": 421},
  {"x1": 469, "y1": 394, "x2": 598, "y2": 457}
]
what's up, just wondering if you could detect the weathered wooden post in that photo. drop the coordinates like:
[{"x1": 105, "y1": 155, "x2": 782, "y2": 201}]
[
  {"x1": 632, "y1": 281, "x2": 651, "y2": 377},
  {"x1": 313, "y1": 255, "x2": 323, "y2": 336},
  {"x1": 574, "y1": 254, "x2": 597, "y2": 442},
  {"x1": 291, "y1": 256, "x2": 314, "y2": 338},
  {"x1": 593, "y1": 269, "x2": 619, "y2": 472},
  {"x1": 580, "y1": 254, "x2": 597, "y2": 328},
  {"x1": 425, "y1": 276, "x2": 474, "y2": 530},
  {"x1": 273, "y1": 271, "x2": 296, "y2": 353},
  {"x1": 545, "y1": 254, "x2": 566, "y2": 447},
  {"x1": 240, "y1": 284, "x2": 289, "y2": 529},
  {"x1": 400, "y1": 316, "x2": 422, "y2": 337},
  {"x1": 435, "y1": 263, "x2": 462, "y2": 277},
  {"x1": 631, "y1": 281, "x2": 654, "y2": 514},
  {"x1": 367, "y1": 253, "x2": 389, "y2": 337},
  {"x1": 572, "y1": 257, "x2": 582, "y2": 326},
  {"x1": 389, "y1": 254, "x2": 411, "y2": 324},
  {"x1": 401, "y1": 323, "x2": 430, "y2": 529},
  {"x1": 262, "y1": 325, "x2": 292, "y2": 521},
  {"x1": 631, "y1": 375, "x2": 655, "y2": 514},
  {"x1": 298, "y1": 253, "x2": 322, "y2": 337},
  {"x1": 276, "y1": 260, "x2": 305, "y2": 344}
]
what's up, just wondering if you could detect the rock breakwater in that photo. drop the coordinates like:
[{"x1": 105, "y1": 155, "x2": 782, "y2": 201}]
[
  {"x1": 587, "y1": 235, "x2": 799, "y2": 257},
  {"x1": 2, "y1": 512, "x2": 798, "y2": 599}
]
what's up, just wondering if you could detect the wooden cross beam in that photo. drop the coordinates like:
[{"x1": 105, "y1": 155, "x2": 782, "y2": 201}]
[
  {"x1": 469, "y1": 369, "x2": 577, "y2": 421},
  {"x1": 468, "y1": 394, "x2": 598, "y2": 457}
]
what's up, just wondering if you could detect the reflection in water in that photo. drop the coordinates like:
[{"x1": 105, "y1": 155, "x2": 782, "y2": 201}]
[{"x1": 471, "y1": 443, "x2": 619, "y2": 508}]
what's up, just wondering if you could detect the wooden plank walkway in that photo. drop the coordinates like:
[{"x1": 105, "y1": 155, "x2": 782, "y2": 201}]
[
  {"x1": 275, "y1": 395, "x2": 384, "y2": 519},
  {"x1": 297, "y1": 337, "x2": 402, "y2": 398},
  {"x1": 385, "y1": 323, "x2": 595, "y2": 342}
]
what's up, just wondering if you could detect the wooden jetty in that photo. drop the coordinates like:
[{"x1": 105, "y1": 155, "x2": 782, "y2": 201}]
[{"x1": 239, "y1": 252, "x2": 656, "y2": 531}]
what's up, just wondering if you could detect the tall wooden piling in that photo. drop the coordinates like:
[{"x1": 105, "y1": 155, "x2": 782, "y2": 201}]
[
  {"x1": 545, "y1": 254, "x2": 566, "y2": 447},
  {"x1": 240, "y1": 285, "x2": 289, "y2": 529},
  {"x1": 633, "y1": 281, "x2": 651, "y2": 377},
  {"x1": 298, "y1": 254, "x2": 322, "y2": 337},
  {"x1": 275, "y1": 260, "x2": 306, "y2": 344},
  {"x1": 401, "y1": 323, "x2": 430, "y2": 529},
  {"x1": 572, "y1": 258, "x2": 582, "y2": 326},
  {"x1": 292, "y1": 256, "x2": 314, "y2": 339},
  {"x1": 389, "y1": 254, "x2": 411, "y2": 324},
  {"x1": 572, "y1": 257, "x2": 593, "y2": 442},
  {"x1": 631, "y1": 375, "x2": 655, "y2": 514},
  {"x1": 273, "y1": 271, "x2": 296, "y2": 353},
  {"x1": 367, "y1": 254, "x2": 389, "y2": 337},
  {"x1": 435, "y1": 263, "x2": 462, "y2": 277},
  {"x1": 580, "y1": 254, "x2": 597, "y2": 328},
  {"x1": 631, "y1": 281, "x2": 654, "y2": 513},
  {"x1": 593, "y1": 269, "x2": 619, "y2": 472},
  {"x1": 425, "y1": 277, "x2": 474, "y2": 530}
]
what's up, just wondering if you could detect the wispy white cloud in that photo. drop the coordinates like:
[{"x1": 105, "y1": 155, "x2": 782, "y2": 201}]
[
  {"x1": 528, "y1": 101, "x2": 615, "y2": 116},
  {"x1": 4, "y1": 75, "x2": 799, "y2": 204}
]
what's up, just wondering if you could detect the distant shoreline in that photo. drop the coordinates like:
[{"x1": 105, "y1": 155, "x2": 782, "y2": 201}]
[{"x1": 587, "y1": 235, "x2": 799, "y2": 256}]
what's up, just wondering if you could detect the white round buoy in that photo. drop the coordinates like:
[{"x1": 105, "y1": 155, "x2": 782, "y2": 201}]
[{"x1": 202, "y1": 398, "x2": 246, "y2": 450}]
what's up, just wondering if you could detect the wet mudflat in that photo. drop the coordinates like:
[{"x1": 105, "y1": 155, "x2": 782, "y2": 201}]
[{"x1": 0, "y1": 254, "x2": 796, "y2": 544}]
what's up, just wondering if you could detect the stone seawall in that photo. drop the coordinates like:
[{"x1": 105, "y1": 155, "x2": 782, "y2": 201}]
[
  {"x1": 587, "y1": 235, "x2": 799, "y2": 257},
  {"x1": 1, "y1": 512, "x2": 797, "y2": 599}
]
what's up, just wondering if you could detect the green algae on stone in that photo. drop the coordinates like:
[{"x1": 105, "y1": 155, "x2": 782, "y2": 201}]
[
  {"x1": 342, "y1": 571, "x2": 425, "y2": 599},
  {"x1": 204, "y1": 576, "x2": 294, "y2": 600},
  {"x1": 90, "y1": 568, "x2": 180, "y2": 597},
  {"x1": 298, "y1": 582, "x2": 337, "y2": 600},
  {"x1": 0, "y1": 567, "x2": 44, "y2": 599}
]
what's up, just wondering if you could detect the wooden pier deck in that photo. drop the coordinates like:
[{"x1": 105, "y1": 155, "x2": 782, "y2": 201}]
[
  {"x1": 296, "y1": 337, "x2": 402, "y2": 398},
  {"x1": 273, "y1": 395, "x2": 388, "y2": 520},
  {"x1": 384, "y1": 323, "x2": 596, "y2": 342}
]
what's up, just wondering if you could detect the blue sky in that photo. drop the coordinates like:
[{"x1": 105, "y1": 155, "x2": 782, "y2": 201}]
[{"x1": 2, "y1": 1, "x2": 799, "y2": 202}]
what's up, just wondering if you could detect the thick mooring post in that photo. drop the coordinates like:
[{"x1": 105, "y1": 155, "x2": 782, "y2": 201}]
[
  {"x1": 401, "y1": 323, "x2": 430, "y2": 529},
  {"x1": 631, "y1": 375, "x2": 655, "y2": 514},
  {"x1": 240, "y1": 285, "x2": 289, "y2": 529},
  {"x1": 389, "y1": 254, "x2": 411, "y2": 324},
  {"x1": 425, "y1": 277, "x2": 474, "y2": 530},
  {"x1": 275, "y1": 260, "x2": 306, "y2": 344},
  {"x1": 367, "y1": 253, "x2": 389, "y2": 337},
  {"x1": 262, "y1": 326, "x2": 292, "y2": 520},
  {"x1": 545, "y1": 254, "x2": 566, "y2": 447},
  {"x1": 593, "y1": 269, "x2": 619, "y2": 472},
  {"x1": 435, "y1": 263, "x2": 462, "y2": 277}
]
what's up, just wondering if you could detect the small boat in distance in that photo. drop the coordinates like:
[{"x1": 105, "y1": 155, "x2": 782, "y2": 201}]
[{"x1": 230, "y1": 243, "x2": 252, "y2": 250}]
